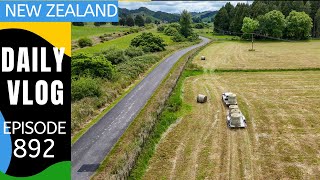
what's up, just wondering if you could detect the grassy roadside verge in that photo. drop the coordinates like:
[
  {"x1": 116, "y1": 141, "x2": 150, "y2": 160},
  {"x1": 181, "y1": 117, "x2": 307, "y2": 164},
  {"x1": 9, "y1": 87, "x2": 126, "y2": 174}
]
[
  {"x1": 71, "y1": 41, "x2": 199, "y2": 144},
  {"x1": 92, "y1": 41, "x2": 209, "y2": 180}
]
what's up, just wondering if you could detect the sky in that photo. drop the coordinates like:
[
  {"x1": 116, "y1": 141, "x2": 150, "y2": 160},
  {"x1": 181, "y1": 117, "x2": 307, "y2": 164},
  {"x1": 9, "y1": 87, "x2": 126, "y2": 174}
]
[{"x1": 119, "y1": 1, "x2": 251, "y2": 14}]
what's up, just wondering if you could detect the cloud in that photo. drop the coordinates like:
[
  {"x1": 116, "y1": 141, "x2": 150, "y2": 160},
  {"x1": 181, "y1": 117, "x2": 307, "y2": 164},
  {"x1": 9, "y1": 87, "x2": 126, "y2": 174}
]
[{"x1": 119, "y1": 1, "x2": 250, "y2": 14}]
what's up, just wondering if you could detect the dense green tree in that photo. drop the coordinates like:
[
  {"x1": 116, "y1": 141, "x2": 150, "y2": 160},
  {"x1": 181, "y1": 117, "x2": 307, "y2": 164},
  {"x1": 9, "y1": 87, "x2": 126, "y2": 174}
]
[
  {"x1": 310, "y1": 1, "x2": 320, "y2": 37},
  {"x1": 192, "y1": 17, "x2": 202, "y2": 23},
  {"x1": 179, "y1": 10, "x2": 193, "y2": 38},
  {"x1": 134, "y1": 15, "x2": 145, "y2": 27},
  {"x1": 251, "y1": 1, "x2": 269, "y2": 18},
  {"x1": 126, "y1": 16, "x2": 135, "y2": 27},
  {"x1": 72, "y1": 22, "x2": 84, "y2": 26},
  {"x1": 315, "y1": 8, "x2": 320, "y2": 37},
  {"x1": 214, "y1": 7, "x2": 229, "y2": 33},
  {"x1": 145, "y1": 17, "x2": 152, "y2": 24},
  {"x1": 154, "y1": 20, "x2": 161, "y2": 25},
  {"x1": 229, "y1": 3, "x2": 250, "y2": 33},
  {"x1": 258, "y1": 10, "x2": 286, "y2": 38},
  {"x1": 286, "y1": 11, "x2": 313, "y2": 39},
  {"x1": 119, "y1": 18, "x2": 126, "y2": 26},
  {"x1": 241, "y1": 17, "x2": 259, "y2": 34},
  {"x1": 111, "y1": 22, "x2": 119, "y2": 26}
]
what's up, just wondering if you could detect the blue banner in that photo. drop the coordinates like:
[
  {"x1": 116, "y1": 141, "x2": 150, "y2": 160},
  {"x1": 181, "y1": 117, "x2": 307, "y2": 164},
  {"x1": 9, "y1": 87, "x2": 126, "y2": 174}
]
[{"x1": 0, "y1": 1, "x2": 118, "y2": 22}]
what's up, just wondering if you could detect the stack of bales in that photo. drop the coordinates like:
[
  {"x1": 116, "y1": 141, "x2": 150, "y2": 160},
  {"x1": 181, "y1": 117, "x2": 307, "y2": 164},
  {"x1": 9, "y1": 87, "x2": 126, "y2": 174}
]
[
  {"x1": 230, "y1": 113, "x2": 241, "y2": 126},
  {"x1": 229, "y1": 103, "x2": 242, "y2": 126},
  {"x1": 229, "y1": 105, "x2": 239, "y2": 111},
  {"x1": 228, "y1": 94, "x2": 237, "y2": 105}
]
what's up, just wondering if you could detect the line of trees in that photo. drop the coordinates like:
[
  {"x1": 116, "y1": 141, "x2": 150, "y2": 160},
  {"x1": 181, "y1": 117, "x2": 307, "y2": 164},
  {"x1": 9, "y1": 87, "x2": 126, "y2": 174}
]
[
  {"x1": 214, "y1": 1, "x2": 320, "y2": 39},
  {"x1": 118, "y1": 15, "x2": 154, "y2": 27}
]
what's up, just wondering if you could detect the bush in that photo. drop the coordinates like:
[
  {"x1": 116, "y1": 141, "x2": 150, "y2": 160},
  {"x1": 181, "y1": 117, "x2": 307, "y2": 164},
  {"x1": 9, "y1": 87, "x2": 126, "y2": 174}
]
[
  {"x1": 129, "y1": 27, "x2": 141, "y2": 33},
  {"x1": 78, "y1": 38, "x2": 93, "y2": 48},
  {"x1": 171, "y1": 33, "x2": 186, "y2": 42},
  {"x1": 101, "y1": 47, "x2": 128, "y2": 64},
  {"x1": 72, "y1": 55, "x2": 115, "y2": 79},
  {"x1": 164, "y1": 26, "x2": 179, "y2": 36},
  {"x1": 145, "y1": 24, "x2": 154, "y2": 30},
  {"x1": 157, "y1": 24, "x2": 167, "y2": 32},
  {"x1": 168, "y1": 23, "x2": 181, "y2": 31},
  {"x1": 117, "y1": 55, "x2": 160, "y2": 80},
  {"x1": 72, "y1": 22, "x2": 84, "y2": 26},
  {"x1": 194, "y1": 23, "x2": 205, "y2": 29},
  {"x1": 187, "y1": 33, "x2": 199, "y2": 42},
  {"x1": 124, "y1": 46, "x2": 144, "y2": 58},
  {"x1": 71, "y1": 77, "x2": 102, "y2": 101},
  {"x1": 131, "y1": 32, "x2": 166, "y2": 52},
  {"x1": 72, "y1": 52, "x2": 91, "y2": 60}
]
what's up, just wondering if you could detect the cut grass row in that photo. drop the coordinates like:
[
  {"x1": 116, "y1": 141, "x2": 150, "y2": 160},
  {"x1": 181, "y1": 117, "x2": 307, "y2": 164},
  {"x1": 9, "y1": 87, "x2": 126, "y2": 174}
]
[
  {"x1": 193, "y1": 40, "x2": 320, "y2": 70},
  {"x1": 144, "y1": 70, "x2": 320, "y2": 179}
]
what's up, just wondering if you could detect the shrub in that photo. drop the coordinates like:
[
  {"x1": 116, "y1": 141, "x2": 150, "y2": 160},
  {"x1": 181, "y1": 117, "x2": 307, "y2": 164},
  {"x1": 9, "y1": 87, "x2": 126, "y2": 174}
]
[
  {"x1": 171, "y1": 33, "x2": 186, "y2": 42},
  {"x1": 187, "y1": 33, "x2": 199, "y2": 42},
  {"x1": 72, "y1": 52, "x2": 91, "y2": 60},
  {"x1": 117, "y1": 55, "x2": 160, "y2": 80},
  {"x1": 168, "y1": 23, "x2": 181, "y2": 31},
  {"x1": 124, "y1": 46, "x2": 144, "y2": 58},
  {"x1": 194, "y1": 23, "x2": 205, "y2": 29},
  {"x1": 72, "y1": 22, "x2": 84, "y2": 26},
  {"x1": 78, "y1": 37, "x2": 93, "y2": 48},
  {"x1": 157, "y1": 24, "x2": 167, "y2": 32},
  {"x1": 101, "y1": 47, "x2": 128, "y2": 64},
  {"x1": 164, "y1": 26, "x2": 179, "y2": 36},
  {"x1": 71, "y1": 77, "x2": 102, "y2": 101},
  {"x1": 72, "y1": 55, "x2": 115, "y2": 79},
  {"x1": 145, "y1": 24, "x2": 154, "y2": 30},
  {"x1": 131, "y1": 32, "x2": 166, "y2": 52},
  {"x1": 129, "y1": 27, "x2": 140, "y2": 33}
]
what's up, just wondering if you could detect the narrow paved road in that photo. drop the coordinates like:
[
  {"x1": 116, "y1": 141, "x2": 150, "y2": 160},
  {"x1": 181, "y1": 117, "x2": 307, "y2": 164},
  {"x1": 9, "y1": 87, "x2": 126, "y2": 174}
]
[{"x1": 71, "y1": 37, "x2": 210, "y2": 180}]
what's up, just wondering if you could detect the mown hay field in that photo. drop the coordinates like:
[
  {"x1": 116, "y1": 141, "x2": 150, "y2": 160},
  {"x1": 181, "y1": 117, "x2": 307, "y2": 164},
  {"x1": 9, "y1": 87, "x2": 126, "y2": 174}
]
[
  {"x1": 144, "y1": 71, "x2": 320, "y2": 179},
  {"x1": 193, "y1": 41, "x2": 320, "y2": 70}
]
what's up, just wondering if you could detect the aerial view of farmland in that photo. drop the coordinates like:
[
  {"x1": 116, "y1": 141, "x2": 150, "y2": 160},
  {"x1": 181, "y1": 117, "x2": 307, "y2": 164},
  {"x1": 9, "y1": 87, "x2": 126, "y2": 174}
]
[{"x1": 71, "y1": 1, "x2": 320, "y2": 179}]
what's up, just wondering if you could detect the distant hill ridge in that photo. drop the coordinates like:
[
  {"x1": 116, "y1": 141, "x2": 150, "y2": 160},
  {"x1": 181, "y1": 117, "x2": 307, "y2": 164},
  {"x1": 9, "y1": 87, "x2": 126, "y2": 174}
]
[{"x1": 119, "y1": 7, "x2": 217, "y2": 23}]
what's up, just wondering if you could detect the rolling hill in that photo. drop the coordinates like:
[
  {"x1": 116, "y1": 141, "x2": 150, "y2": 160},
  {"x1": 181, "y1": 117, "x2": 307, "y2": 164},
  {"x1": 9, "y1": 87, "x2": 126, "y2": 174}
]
[{"x1": 119, "y1": 7, "x2": 217, "y2": 23}]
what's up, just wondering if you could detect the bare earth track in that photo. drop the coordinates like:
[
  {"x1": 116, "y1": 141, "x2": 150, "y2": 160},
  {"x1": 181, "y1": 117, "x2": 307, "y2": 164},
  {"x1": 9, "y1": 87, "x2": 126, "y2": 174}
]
[{"x1": 144, "y1": 71, "x2": 320, "y2": 179}]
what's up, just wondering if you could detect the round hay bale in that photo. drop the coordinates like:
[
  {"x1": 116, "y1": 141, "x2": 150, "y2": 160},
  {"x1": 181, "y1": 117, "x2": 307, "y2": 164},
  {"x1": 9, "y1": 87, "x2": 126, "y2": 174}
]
[
  {"x1": 230, "y1": 108, "x2": 241, "y2": 114},
  {"x1": 229, "y1": 105, "x2": 239, "y2": 110},
  {"x1": 197, "y1": 94, "x2": 207, "y2": 103},
  {"x1": 230, "y1": 113, "x2": 241, "y2": 126},
  {"x1": 228, "y1": 93, "x2": 237, "y2": 105},
  {"x1": 201, "y1": 56, "x2": 205, "y2": 60}
]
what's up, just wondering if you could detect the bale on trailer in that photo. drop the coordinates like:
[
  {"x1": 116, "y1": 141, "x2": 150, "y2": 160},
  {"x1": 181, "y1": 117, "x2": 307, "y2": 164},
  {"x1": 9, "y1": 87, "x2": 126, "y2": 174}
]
[
  {"x1": 230, "y1": 108, "x2": 241, "y2": 114},
  {"x1": 228, "y1": 94, "x2": 237, "y2": 105},
  {"x1": 201, "y1": 56, "x2": 206, "y2": 60},
  {"x1": 197, "y1": 94, "x2": 207, "y2": 103},
  {"x1": 230, "y1": 113, "x2": 241, "y2": 126},
  {"x1": 229, "y1": 105, "x2": 239, "y2": 110}
]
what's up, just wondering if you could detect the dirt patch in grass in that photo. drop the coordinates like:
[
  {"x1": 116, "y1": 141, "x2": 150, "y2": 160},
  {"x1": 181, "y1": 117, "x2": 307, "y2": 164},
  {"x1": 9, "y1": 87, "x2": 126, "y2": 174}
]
[
  {"x1": 144, "y1": 71, "x2": 320, "y2": 179},
  {"x1": 193, "y1": 41, "x2": 320, "y2": 70}
]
